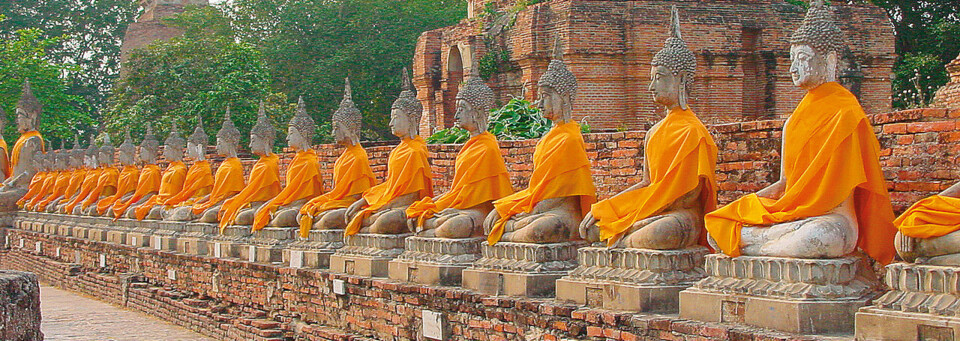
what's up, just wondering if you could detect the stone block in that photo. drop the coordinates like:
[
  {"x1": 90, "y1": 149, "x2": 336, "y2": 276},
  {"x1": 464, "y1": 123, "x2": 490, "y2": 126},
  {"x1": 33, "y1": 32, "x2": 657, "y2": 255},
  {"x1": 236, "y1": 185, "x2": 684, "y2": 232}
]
[
  {"x1": 388, "y1": 236, "x2": 482, "y2": 286},
  {"x1": 176, "y1": 223, "x2": 217, "y2": 256},
  {"x1": 282, "y1": 229, "x2": 344, "y2": 269},
  {"x1": 330, "y1": 233, "x2": 410, "y2": 277},
  {"x1": 855, "y1": 263, "x2": 960, "y2": 341},
  {"x1": 462, "y1": 241, "x2": 586, "y2": 297},
  {"x1": 246, "y1": 227, "x2": 295, "y2": 264}
]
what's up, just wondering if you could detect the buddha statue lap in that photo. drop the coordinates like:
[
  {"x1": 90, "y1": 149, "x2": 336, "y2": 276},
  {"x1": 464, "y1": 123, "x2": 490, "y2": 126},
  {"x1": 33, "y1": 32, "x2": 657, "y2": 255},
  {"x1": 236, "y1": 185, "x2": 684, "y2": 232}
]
[
  {"x1": 61, "y1": 136, "x2": 102, "y2": 215},
  {"x1": 114, "y1": 127, "x2": 162, "y2": 219},
  {"x1": 0, "y1": 81, "x2": 46, "y2": 211},
  {"x1": 23, "y1": 150, "x2": 57, "y2": 211},
  {"x1": 218, "y1": 102, "x2": 281, "y2": 230},
  {"x1": 894, "y1": 177, "x2": 960, "y2": 265},
  {"x1": 160, "y1": 119, "x2": 214, "y2": 221},
  {"x1": 30, "y1": 144, "x2": 71, "y2": 212}
]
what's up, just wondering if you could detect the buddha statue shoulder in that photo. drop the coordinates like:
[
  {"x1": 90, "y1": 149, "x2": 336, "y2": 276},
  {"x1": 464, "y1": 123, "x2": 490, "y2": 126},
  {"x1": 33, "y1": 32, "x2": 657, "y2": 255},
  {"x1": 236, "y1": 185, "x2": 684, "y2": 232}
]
[
  {"x1": 0, "y1": 81, "x2": 46, "y2": 210},
  {"x1": 218, "y1": 102, "x2": 281, "y2": 230}
]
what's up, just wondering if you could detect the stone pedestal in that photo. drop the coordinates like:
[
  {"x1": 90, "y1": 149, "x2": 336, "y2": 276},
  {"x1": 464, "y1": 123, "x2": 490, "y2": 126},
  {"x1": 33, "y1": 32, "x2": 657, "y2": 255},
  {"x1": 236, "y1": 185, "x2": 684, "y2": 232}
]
[
  {"x1": 242, "y1": 227, "x2": 295, "y2": 264},
  {"x1": 283, "y1": 229, "x2": 344, "y2": 269},
  {"x1": 462, "y1": 241, "x2": 586, "y2": 297},
  {"x1": 329, "y1": 233, "x2": 410, "y2": 277},
  {"x1": 556, "y1": 246, "x2": 708, "y2": 312},
  {"x1": 208, "y1": 225, "x2": 251, "y2": 259},
  {"x1": 856, "y1": 263, "x2": 960, "y2": 341},
  {"x1": 679, "y1": 254, "x2": 880, "y2": 335},
  {"x1": 388, "y1": 237, "x2": 483, "y2": 286},
  {"x1": 149, "y1": 221, "x2": 185, "y2": 251},
  {"x1": 176, "y1": 223, "x2": 217, "y2": 256},
  {"x1": 122, "y1": 219, "x2": 157, "y2": 248}
]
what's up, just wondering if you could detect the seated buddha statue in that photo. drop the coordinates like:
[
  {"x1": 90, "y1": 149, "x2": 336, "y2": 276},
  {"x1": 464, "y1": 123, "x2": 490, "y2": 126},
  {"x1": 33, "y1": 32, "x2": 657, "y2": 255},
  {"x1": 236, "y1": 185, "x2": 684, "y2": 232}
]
[
  {"x1": 161, "y1": 119, "x2": 215, "y2": 221},
  {"x1": 482, "y1": 47, "x2": 596, "y2": 245},
  {"x1": 28, "y1": 144, "x2": 70, "y2": 211},
  {"x1": 580, "y1": 7, "x2": 718, "y2": 249},
  {"x1": 704, "y1": 0, "x2": 896, "y2": 264},
  {"x1": 15, "y1": 150, "x2": 48, "y2": 210},
  {"x1": 134, "y1": 127, "x2": 188, "y2": 220},
  {"x1": 344, "y1": 69, "x2": 432, "y2": 236},
  {"x1": 192, "y1": 109, "x2": 245, "y2": 223},
  {"x1": 1, "y1": 81, "x2": 46, "y2": 210},
  {"x1": 42, "y1": 136, "x2": 85, "y2": 212},
  {"x1": 23, "y1": 150, "x2": 60, "y2": 211},
  {"x1": 218, "y1": 102, "x2": 281, "y2": 231},
  {"x1": 251, "y1": 97, "x2": 324, "y2": 231},
  {"x1": 61, "y1": 136, "x2": 102, "y2": 215},
  {"x1": 297, "y1": 79, "x2": 376, "y2": 237},
  {"x1": 80, "y1": 135, "x2": 120, "y2": 215},
  {"x1": 405, "y1": 71, "x2": 513, "y2": 239},
  {"x1": 95, "y1": 131, "x2": 140, "y2": 217},
  {"x1": 114, "y1": 126, "x2": 162, "y2": 219}
]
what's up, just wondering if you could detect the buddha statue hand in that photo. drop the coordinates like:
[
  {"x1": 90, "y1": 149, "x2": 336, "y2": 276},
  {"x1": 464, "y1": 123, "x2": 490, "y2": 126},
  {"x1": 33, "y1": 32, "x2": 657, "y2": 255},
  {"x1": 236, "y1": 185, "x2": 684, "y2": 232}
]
[
  {"x1": 578, "y1": 212, "x2": 601, "y2": 243},
  {"x1": 344, "y1": 198, "x2": 368, "y2": 225}
]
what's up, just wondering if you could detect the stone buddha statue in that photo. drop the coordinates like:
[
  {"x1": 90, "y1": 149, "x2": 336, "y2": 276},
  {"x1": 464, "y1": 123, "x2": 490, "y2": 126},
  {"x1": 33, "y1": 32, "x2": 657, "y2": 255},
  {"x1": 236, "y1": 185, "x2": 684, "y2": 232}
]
[
  {"x1": 43, "y1": 135, "x2": 84, "y2": 212},
  {"x1": 0, "y1": 81, "x2": 45, "y2": 210},
  {"x1": 482, "y1": 45, "x2": 596, "y2": 245},
  {"x1": 114, "y1": 126, "x2": 163, "y2": 219},
  {"x1": 135, "y1": 126, "x2": 188, "y2": 220},
  {"x1": 405, "y1": 70, "x2": 513, "y2": 239},
  {"x1": 219, "y1": 102, "x2": 281, "y2": 230},
  {"x1": 344, "y1": 69, "x2": 432, "y2": 236},
  {"x1": 79, "y1": 134, "x2": 119, "y2": 215},
  {"x1": 61, "y1": 136, "x2": 102, "y2": 215},
  {"x1": 28, "y1": 144, "x2": 71, "y2": 211},
  {"x1": 297, "y1": 78, "x2": 376, "y2": 236},
  {"x1": 704, "y1": 0, "x2": 895, "y2": 263},
  {"x1": 161, "y1": 118, "x2": 214, "y2": 220},
  {"x1": 192, "y1": 108, "x2": 246, "y2": 223},
  {"x1": 251, "y1": 97, "x2": 324, "y2": 231},
  {"x1": 580, "y1": 7, "x2": 718, "y2": 250},
  {"x1": 26, "y1": 147, "x2": 65, "y2": 211},
  {"x1": 95, "y1": 131, "x2": 140, "y2": 217}
]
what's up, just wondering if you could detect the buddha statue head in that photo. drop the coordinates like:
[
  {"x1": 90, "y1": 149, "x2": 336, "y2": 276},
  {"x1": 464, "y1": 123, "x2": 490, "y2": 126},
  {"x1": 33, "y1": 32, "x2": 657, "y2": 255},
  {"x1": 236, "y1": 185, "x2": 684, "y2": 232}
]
[
  {"x1": 538, "y1": 40, "x2": 577, "y2": 123},
  {"x1": 187, "y1": 117, "x2": 208, "y2": 161},
  {"x1": 139, "y1": 125, "x2": 160, "y2": 165},
  {"x1": 216, "y1": 107, "x2": 241, "y2": 158},
  {"x1": 118, "y1": 130, "x2": 136, "y2": 166},
  {"x1": 287, "y1": 97, "x2": 316, "y2": 152},
  {"x1": 98, "y1": 133, "x2": 114, "y2": 167},
  {"x1": 84, "y1": 135, "x2": 98, "y2": 168},
  {"x1": 70, "y1": 134, "x2": 83, "y2": 169},
  {"x1": 53, "y1": 144, "x2": 68, "y2": 171},
  {"x1": 649, "y1": 6, "x2": 696, "y2": 111},
  {"x1": 332, "y1": 78, "x2": 362, "y2": 146},
  {"x1": 163, "y1": 124, "x2": 186, "y2": 162},
  {"x1": 15, "y1": 80, "x2": 41, "y2": 134},
  {"x1": 250, "y1": 101, "x2": 276, "y2": 156},
  {"x1": 389, "y1": 68, "x2": 422, "y2": 139},
  {"x1": 455, "y1": 69, "x2": 495, "y2": 134},
  {"x1": 789, "y1": 0, "x2": 844, "y2": 90}
]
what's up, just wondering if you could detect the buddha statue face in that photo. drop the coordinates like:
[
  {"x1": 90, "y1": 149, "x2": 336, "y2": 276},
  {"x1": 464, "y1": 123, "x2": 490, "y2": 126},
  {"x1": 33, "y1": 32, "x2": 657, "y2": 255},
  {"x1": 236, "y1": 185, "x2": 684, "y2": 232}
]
[
  {"x1": 249, "y1": 134, "x2": 272, "y2": 157},
  {"x1": 118, "y1": 147, "x2": 135, "y2": 166},
  {"x1": 648, "y1": 65, "x2": 686, "y2": 111},
  {"x1": 454, "y1": 99, "x2": 482, "y2": 134},
  {"x1": 139, "y1": 145, "x2": 158, "y2": 164},
  {"x1": 333, "y1": 121, "x2": 358, "y2": 147},
  {"x1": 163, "y1": 143, "x2": 183, "y2": 162},
  {"x1": 286, "y1": 126, "x2": 310, "y2": 151},
  {"x1": 69, "y1": 151, "x2": 83, "y2": 169},
  {"x1": 216, "y1": 136, "x2": 237, "y2": 157},
  {"x1": 185, "y1": 141, "x2": 204, "y2": 160},
  {"x1": 389, "y1": 106, "x2": 416, "y2": 140},
  {"x1": 15, "y1": 109, "x2": 35, "y2": 134},
  {"x1": 789, "y1": 45, "x2": 837, "y2": 90},
  {"x1": 54, "y1": 151, "x2": 67, "y2": 170},
  {"x1": 538, "y1": 86, "x2": 570, "y2": 122}
]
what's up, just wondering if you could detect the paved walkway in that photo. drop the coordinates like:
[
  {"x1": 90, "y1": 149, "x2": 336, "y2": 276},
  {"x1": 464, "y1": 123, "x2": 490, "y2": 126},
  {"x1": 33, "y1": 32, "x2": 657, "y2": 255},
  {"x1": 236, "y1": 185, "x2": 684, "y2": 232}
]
[{"x1": 40, "y1": 285, "x2": 212, "y2": 341}]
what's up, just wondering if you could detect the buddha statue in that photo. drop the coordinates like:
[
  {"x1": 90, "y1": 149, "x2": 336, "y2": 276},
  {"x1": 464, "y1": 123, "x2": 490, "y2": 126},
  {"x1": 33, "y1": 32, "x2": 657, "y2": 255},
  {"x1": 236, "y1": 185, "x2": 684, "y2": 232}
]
[
  {"x1": 405, "y1": 70, "x2": 513, "y2": 239},
  {"x1": 298, "y1": 79, "x2": 376, "y2": 237},
  {"x1": 43, "y1": 135, "x2": 85, "y2": 212},
  {"x1": 62, "y1": 136, "x2": 102, "y2": 215},
  {"x1": 25, "y1": 149, "x2": 62, "y2": 211},
  {"x1": 95, "y1": 130, "x2": 140, "y2": 217},
  {"x1": 580, "y1": 7, "x2": 718, "y2": 250},
  {"x1": 80, "y1": 134, "x2": 119, "y2": 215},
  {"x1": 218, "y1": 102, "x2": 281, "y2": 231},
  {"x1": 114, "y1": 126, "x2": 162, "y2": 219},
  {"x1": 344, "y1": 69, "x2": 432, "y2": 236},
  {"x1": 16, "y1": 150, "x2": 49, "y2": 210},
  {"x1": 251, "y1": 97, "x2": 323, "y2": 231},
  {"x1": 0, "y1": 81, "x2": 46, "y2": 210},
  {"x1": 704, "y1": 0, "x2": 896, "y2": 264},
  {"x1": 160, "y1": 118, "x2": 215, "y2": 221},
  {"x1": 28, "y1": 143, "x2": 70, "y2": 211},
  {"x1": 134, "y1": 126, "x2": 188, "y2": 220},
  {"x1": 192, "y1": 108, "x2": 246, "y2": 223},
  {"x1": 482, "y1": 43, "x2": 596, "y2": 245}
]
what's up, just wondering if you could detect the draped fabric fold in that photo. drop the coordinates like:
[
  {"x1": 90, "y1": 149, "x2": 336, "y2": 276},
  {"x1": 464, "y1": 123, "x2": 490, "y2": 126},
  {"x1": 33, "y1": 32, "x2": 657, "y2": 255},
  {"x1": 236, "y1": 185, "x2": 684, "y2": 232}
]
[
  {"x1": 162, "y1": 160, "x2": 213, "y2": 208},
  {"x1": 134, "y1": 162, "x2": 187, "y2": 220},
  {"x1": 11, "y1": 131, "x2": 43, "y2": 170},
  {"x1": 895, "y1": 195, "x2": 960, "y2": 238},
  {"x1": 26, "y1": 171, "x2": 60, "y2": 210},
  {"x1": 252, "y1": 150, "x2": 323, "y2": 232},
  {"x1": 62, "y1": 168, "x2": 102, "y2": 213},
  {"x1": 704, "y1": 82, "x2": 896, "y2": 264},
  {"x1": 297, "y1": 145, "x2": 375, "y2": 238},
  {"x1": 405, "y1": 132, "x2": 513, "y2": 229},
  {"x1": 488, "y1": 122, "x2": 596, "y2": 245},
  {"x1": 17, "y1": 171, "x2": 47, "y2": 208},
  {"x1": 0, "y1": 139, "x2": 9, "y2": 180},
  {"x1": 192, "y1": 157, "x2": 245, "y2": 215},
  {"x1": 218, "y1": 154, "x2": 281, "y2": 232},
  {"x1": 591, "y1": 109, "x2": 717, "y2": 246},
  {"x1": 113, "y1": 164, "x2": 161, "y2": 219},
  {"x1": 344, "y1": 137, "x2": 432, "y2": 236},
  {"x1": 34, "y1": 170, "x2": 73, "y2": 210},
  {"x1": 82, "y1": 167, "x2": 119, "y2": 210},
  {"x1": 96, "y1": 165, "x2": 139, "y2": 215},
  {"x1": 61, "y1": 169, "x2": 87, "y2": 204}
]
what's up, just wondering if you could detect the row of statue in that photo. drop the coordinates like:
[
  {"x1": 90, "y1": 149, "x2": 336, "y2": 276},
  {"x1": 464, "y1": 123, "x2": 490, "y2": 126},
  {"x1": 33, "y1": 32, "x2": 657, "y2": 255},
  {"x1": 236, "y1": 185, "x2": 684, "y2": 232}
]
[{"x1": 5, "y1": 0, "x2": 958, "y2": 267}]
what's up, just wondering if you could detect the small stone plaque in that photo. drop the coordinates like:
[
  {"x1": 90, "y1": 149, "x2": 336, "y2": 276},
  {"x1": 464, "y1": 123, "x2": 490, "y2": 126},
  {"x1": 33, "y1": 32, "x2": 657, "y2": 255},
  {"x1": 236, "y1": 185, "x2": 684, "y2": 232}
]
[
  {"x1": 99, "y1": 254, "x2": 106, "y2": 268},
  {"x1": 407, "y1": 266, "x2": 418, "y2": 282},
  {"x1": 585, "y1": 287, "x2": 604, "y2": 307},
  {"x1": 167, "y1": 269, "x2": 176, "y2": 281},
  {"x1": 248, "y1": 246, "x2": 256, "y2": 263},
  {"x1": 345, "y1": 260, "x2": 355, "y2": 275},
  {"x1": 919, "y1": 324, "x2": 954, "y2": 341},
  {"x1": 721, "y1": 300, "x2": 745, "y2": 323},
  {"x1": 55, "y1": 247, "x2": 60, "y2": 258},
  {"x1": 74, "y1": 250, "x2": 81, "y2": 264},
  {"x1": 332, "y1": 279, "x2": 346, "y2": 295},
  {"x1": 131, "y1": 236, "x2": 138, "y2": 246},
  {"x1": 213, "y1": 242, "x2": 222, "y2": 258},
  {"x1": 18, "y1": 239, "x2": 23, "y2": 249},
  {"x1": 290, "y1": 250, "x2": 303, "y2": 269},
  {"x1": 152, "y1": 235, "x2": 161, "y2": 249},
  {"x1": 422, "y1": 310, "x2": 444, "y2": 340},
  {"x1": 34, "y1": 241, "x2": 41, "y2": 253}
]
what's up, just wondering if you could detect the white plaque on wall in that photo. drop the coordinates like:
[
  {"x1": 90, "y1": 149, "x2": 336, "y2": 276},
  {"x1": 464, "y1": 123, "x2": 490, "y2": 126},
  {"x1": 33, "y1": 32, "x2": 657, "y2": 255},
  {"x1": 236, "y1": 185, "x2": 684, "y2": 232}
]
[
  {"x1": 99, "y1": 254, "x2": 106, "y2": 268},
  {"x1": 167, "y1": 269, "x2": 176, "y2": 280},
  {"x1": 34, "y1": 241, "x2": 41, "y2": 253},
  {"x1": 290, "y1": 250, "x2": 303, "y2": 269},
  {"x1": 55, "y1": 247, "x2": 60, "y2": 258},
  {"x1": 333, "y1": 279, "x2": 346, "y2": 295},
  {"x1": 213, "y1": 242, "x2": 222, "y2": 258},
  {"x1": 248, "y1": 246, "x2": 256, "y2": 263},
  {"x1": 422, "y1": 310, "x2": 444, "y2": 340},
  {"x1": 152, "y1": 235, "x2": 161, "y2": 250}
]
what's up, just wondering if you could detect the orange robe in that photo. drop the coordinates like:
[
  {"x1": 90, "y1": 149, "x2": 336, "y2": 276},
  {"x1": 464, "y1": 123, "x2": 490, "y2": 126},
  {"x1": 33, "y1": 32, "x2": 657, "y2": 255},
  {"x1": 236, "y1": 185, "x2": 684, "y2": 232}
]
[
  {"x1": 345, "y1": 137, "x2": 432, "y2": 236},
  {"x1": 405, "y1": 132, "x2": 513, "y2": 230},
  {"x1": 17, "y1": 171, "x2": 47, "y2": 208},
  {"x1": 26, "y1": 171, "x2": 60, "y2": 210},
  {"x1": 162, "y1": 160, "x2": 213, "y2": 208},
  {"x1": 11, "y1": 131, "x2": 43, "y2": 171},
  {"x1": 591, "y1": 108, "x2": 718, "y2": 245},
  {"x1": 487, "y1": 122, "x2": 596, "y2": 245},
  {"x1": 191, "y1": 157, "x2": 245, "y2": 215},
  {"x1": 62, "y1": 168, "x2": 87, "y2": 203},
  {"x1": 134, "y1": 162, "x2": 187, "y2": 220},
  {"x1": 218, "y1": 154, "x2": 281, "y2": 232},
  {"x1": 96, "y1": 165, "x2": 139, "y2": 215},
  {"x1": 0, "y1": 139, "x2": 9, "y2": 180},
  {"x1": 894, "y1": 196, "x2": 960, "y2": 238},
  {"x1": 82, "y1": 167, "x2": 119, "y2": 210},
  {"x1": 34, "y1": 170, "x2": 73, "y2": 210},
  {"x1": 62, "y1": 168, "x2": 103, "y2": 214},
  {"x1": 705, "y1": 82, "x2": 896, "y2": 264},
  {"x1": 298, "y1": 144, "x2": 376, "y2": 237},
  {"x1": 113, "y1": 164, "x2": 161, "y2": 219},
  {"x1": 252, "y1": 150, "x2": 323, "y2": 231}
]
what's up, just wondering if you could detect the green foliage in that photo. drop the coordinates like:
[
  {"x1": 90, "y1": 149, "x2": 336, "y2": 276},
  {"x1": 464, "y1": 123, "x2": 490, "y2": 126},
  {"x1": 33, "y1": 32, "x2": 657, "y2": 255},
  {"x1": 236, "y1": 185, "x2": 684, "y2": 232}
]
[
  {"x1": 893, "y1": 53, "x2": 949, "y2": 108},
  {"x1": 477, "y1": 47, "x2": 514, "y2": 80},
  {"x1": 427, "y1": 97, "x2": 589, "y2": 144},
  {"x1": 0, "y1": 27, "x2": 92, "y2": 147}
]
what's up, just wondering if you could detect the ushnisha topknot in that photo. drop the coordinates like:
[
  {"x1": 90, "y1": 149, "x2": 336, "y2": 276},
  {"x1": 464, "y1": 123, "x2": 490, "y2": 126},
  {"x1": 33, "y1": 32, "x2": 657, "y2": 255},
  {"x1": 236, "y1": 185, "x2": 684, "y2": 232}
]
[
  {"x1": 456, "y1": 68, "x2": 496, "y2": 113},
  {"x1": 652, "y1": 6, "x2": 697, "y2": 84},
  {"x1": 165, "y1": 122, "x2": 186, "y2": 150},
  {"x1": 119, "y1": 129, "x2": 136, "y2": 156},
  {"x1": 251, "y1": 101, "x2": 276, "y2": 142},
  {"x1": 140, "y1": 124, "x2": 160, "y2": 154},
  {"x1": 392, "y1": 68, "x2": 423, "y2": 122},
  {"x1": 790, "y1": 0, "x2": 845, "y2": 54},
  {"x1": 288, "y1": 96, "x2": 317, "y2": 143},
  {"x1": 332, "y1": 78, "x2": 362, "y2": 136},
  {"x1": 217, "y1": 106, "x2": 242, "y2": 144},
  {"x1": 537, "y1": 38, "x2": 578, "y2": 98},
  {"x1": 189, "y1": 116, "x2": 208, "y2": 145},
  {"x1": 17, "y1": 80, "x2": 42, "y2": 117}
]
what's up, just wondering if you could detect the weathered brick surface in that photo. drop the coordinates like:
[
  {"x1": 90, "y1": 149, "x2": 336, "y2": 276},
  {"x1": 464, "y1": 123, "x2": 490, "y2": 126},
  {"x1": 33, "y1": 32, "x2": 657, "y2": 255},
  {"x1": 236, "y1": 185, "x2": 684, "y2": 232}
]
[
  {"x1": 934, "y1": 53, "x2": 960, "y2": 109},
  {"x1": 0, "y1": 270, "x2": 42, "y2": 341},
  {"x1": 2, "y1": 228, "x2": 826, "y2": 340},
  {"x1": 118, "y1": 0, "x2": 209, "y2": 66}
]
